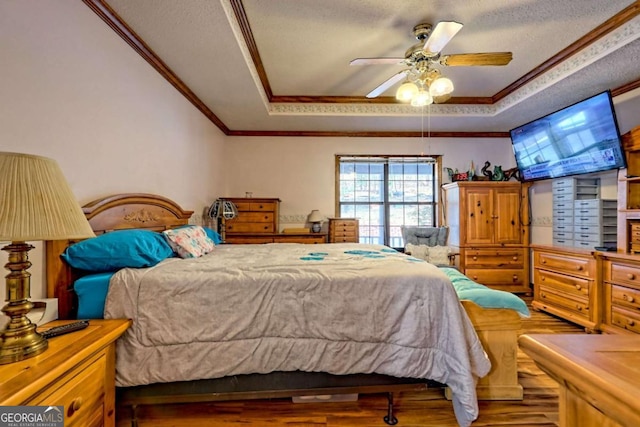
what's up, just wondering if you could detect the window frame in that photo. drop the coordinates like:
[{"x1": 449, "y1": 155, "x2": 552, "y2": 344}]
[{"x1": 334, "y1": 154, "x2": 443, "y2": 248}]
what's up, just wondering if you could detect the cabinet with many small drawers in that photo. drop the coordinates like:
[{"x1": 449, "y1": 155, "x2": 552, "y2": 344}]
[
  {"x1": 551, "y1": 177, "x2": 600, "y2": 247},
  {"x1": 572, "y1": 199, "x2": 617, "y2": 249},
  {"x1": 600, "y1": 251, "x2": 640, "y2": 334},
  {"x1": 328, "y1": 218, "x2": 359, "y2": 243},
  {"x1": 532, "y1": 245, "x2": 598, "y2": 331}
]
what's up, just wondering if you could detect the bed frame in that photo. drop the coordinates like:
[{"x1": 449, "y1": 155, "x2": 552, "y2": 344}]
[{"x1": 45, "y1": 193, "x2": 523, "y2": 424}]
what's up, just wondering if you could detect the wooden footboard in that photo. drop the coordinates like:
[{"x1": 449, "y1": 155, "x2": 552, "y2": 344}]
[{"x1": 454, "y1": 300, "x2": 523, "y2": 400}]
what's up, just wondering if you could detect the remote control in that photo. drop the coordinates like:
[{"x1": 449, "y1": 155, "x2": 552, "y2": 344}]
[{"x1": 40, "y1": 320, "x2": 90, "y2": 339}]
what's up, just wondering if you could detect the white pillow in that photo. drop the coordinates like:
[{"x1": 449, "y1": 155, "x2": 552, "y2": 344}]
[
  {"x1": 405, "y1": 243, "x2": 429, "y2": 261},
  {"x1": 428, "y1": 245, "x2": 451, "y2": 266}
]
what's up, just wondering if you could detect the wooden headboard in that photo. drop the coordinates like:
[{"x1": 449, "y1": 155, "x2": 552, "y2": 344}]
[{"x1": 45, "y1": 193, "x2": 194, "y2": 319}]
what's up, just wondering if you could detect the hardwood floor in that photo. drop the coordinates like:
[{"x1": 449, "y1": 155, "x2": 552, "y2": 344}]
[{"x1": 116, "y1": 302, "x2": 585, "y2": 427}]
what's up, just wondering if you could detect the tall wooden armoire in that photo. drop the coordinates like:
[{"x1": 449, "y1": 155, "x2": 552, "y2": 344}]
[{"x1": 442, "y1": 181, "x2": 531, "y2": 293}]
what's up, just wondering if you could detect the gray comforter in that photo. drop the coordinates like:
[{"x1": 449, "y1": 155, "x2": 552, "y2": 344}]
[{"x1": 105, "y1": 243, "x2": 490, "y2": 426}]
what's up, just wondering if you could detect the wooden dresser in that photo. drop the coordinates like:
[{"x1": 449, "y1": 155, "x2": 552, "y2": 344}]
[
  {"x1": 442, "y1": 181, "x2": 531, "y2": 293},
  {"x1": 531, "y1": 245, "x2": 598, "y2": 332},
  {"x1": 519, "y1": 334, "x2": 640, "y2": 427},
  {"x1": 328, "y1": 218, "x2": 359, "y2": 243},
  {"x1": 220, "y1": 197, "x2": 326, "y2": 244},
  {"x1": 0, "y1": 319, "x2": 130, "y2": 427},
  {"x1": 221, "y1": 197, "x2": 280, "y2": 242},
  {"x1": 599, "y1": 251, "x2": 640, "y2": 334}
]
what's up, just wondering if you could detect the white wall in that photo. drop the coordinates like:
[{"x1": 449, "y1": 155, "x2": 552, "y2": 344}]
[
  {"x1": 0, "y1": 1, "x2": 225, "y2": 301},
  {"x1": 223, "y1": 136, "x2": 517, "y2": 228}
]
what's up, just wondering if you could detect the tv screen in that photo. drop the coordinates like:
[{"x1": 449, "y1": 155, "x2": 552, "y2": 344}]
[{"x1": 509, "y1": 90, "x2": 626, "y2": 182}]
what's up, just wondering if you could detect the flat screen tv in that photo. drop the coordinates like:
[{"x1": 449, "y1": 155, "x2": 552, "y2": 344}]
[{"x1": 509, "y1": 90, "x2": 626, "y2": 182}]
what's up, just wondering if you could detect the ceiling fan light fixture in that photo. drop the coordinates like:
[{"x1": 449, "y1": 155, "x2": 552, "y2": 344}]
[
  {"x1": 396, "y1": 81, "x2": 419, "y2": 101},
  {"x1": 429, "y1": 76, "x2": 454, "y2": 97},
  {"x1": 410, "y1": 90, "x2": 433, "y2": 107}
]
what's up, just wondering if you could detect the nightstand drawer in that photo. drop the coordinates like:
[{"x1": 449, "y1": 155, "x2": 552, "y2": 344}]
[
  {"x1": 466, "y1": 269, "x2": 525, "y2": 286},
  {"x1": 31, "y1": 351, "x2": 106, "y2": 427}
]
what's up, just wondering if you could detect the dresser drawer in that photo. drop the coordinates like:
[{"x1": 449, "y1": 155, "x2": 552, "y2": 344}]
[
  {"x1": 611, "y1": 284, "x2": 640, "y2": 312},
  {"x1": 32, "y1": 352, "x2": 106, "y2": 427},
  {"x1": 465, "y1": 269, "x2": 525, "y2": 286},
  {"x1": 331, "y1": 229, "x2": 357, "y2": 238},
  {"x1": 331, "y1": 236, "x2": 358, "y2": 243},
  {"x1": 232, "y1": 212, "x2": 274, "y2": 223},
  {"x1": 331, "y1": 220, "x2": 357, "y2": 229},
  {"x1": 226, "y1": 222, "x2": 275, "y2": 233},
  {"x1": 610, "y1": 306, "x2": 640, "y2": 334},
  {"x1": 234, "y1": 201, "x2": 277, "y2": 212},
  {"x1": 538, "y1": 285, "x2": 589, "y2": 320},
  {"x1": 609, "y1": 262, "x2": 640, "y2": 289},
  {"x1": 464, "y1": 249, "x2": 524, "y2": 268},
  {"x1": 535, "y1": 251, "x2": 593, "y2": 279},
  {"x1": 534, "y1": 269, "x2": 590, "y2": 297}
]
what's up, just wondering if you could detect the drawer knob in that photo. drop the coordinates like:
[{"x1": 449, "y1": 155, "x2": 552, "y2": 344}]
[
  {"x1": 628, "y1": 319, "x2": 636, "y2": 327},
  {"x1": 472, "y1": 275, "x2": 478, "y2": 280},
  {"x1": 473, "y1": 256, "x2": 478, "y2": 261},
  {"x1": 541, "y1": 260, "x2": 547, "y2": 264},
  {"x1": 623, "y1": 294, "x2": 635, "y2": 303},
  {"x1": 576, "y1": 266, "x2": 583, "y2": 271},
  {"x1": 541, "y1": 277, "x2": 546, "y2": 282},
  {"x1": 540, "y1": 292, "x2": 546, "y2": 298},
  {"x1": 576, "y1": 304, "x2": 582, "y2": 311},
  {"x1": 575, "y1": 284, "x2": 582, "y2": 290},
  {"x1": 512, "y1": 256, "x2": 518, "y2": 261},
  {"x1": 512, "y1": 275, "x2": 518, "y2": 282},
  {"x1": 68, "y1": 397, "x2": 83, "y2": 416},
  {"x1": 627, "y1": 273, "x2": 636, "y2": 280},
  {"x1": 264, "y1": 226, "x2": 269, "y2": 230}
]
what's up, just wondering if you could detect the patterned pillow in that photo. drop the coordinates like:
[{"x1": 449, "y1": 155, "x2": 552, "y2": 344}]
[
  {"x1": 163, "y1": 226, "x2": 215, "y2": 258},
  {"x1": 405, "y1": 243, "x2": 429, "y2": 261},
  {"x1": 428, "y1": 245, "x2": 451, "y2": 266}
]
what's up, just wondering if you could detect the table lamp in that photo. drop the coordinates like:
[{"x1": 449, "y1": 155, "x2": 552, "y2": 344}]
[
  {"x1": 308, "y1": 210, "x2": 323, "y2": 233},
  {"x1": 0, "y1": 152, "x2": 95, "y2": 364}
]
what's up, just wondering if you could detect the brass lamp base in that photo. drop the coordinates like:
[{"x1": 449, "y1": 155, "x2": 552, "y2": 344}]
[
  {"x1": 0, "y1": 242, "x2": 48, "y2": 364},
  {"x1": 0, "y1": 301, "x2": 48, "y2": 364}
]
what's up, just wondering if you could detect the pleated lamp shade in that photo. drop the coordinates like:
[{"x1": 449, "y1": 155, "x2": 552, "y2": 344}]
[{"x1": 0, "y1": 152, "x2": 95, "y2": 241}]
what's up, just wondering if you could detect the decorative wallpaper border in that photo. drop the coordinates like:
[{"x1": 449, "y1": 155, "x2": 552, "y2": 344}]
[{"x1": 532, "y1": 216, "x2": 553, "y2": 227}]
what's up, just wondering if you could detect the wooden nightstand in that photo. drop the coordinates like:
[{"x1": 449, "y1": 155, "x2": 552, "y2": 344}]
[{"x1": 0, "y1": 319, "x2": 130, "y2": 427}]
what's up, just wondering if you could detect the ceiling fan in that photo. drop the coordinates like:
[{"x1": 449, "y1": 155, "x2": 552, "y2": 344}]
[{"x1": 351, "y1": 21, "x2": 513, "y2": 104}]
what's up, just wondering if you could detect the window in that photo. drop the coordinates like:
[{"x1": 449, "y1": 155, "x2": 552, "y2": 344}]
[{"x1": 336, "y1": 155, "x2": 441, "y2": 248}]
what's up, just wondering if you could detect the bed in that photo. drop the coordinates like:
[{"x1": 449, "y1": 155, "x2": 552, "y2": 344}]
[{"x1": 45, "y1": 193, "x2": 526, "y2": 427}]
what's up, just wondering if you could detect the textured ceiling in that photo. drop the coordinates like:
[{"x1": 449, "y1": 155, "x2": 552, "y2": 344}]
[{"x1": 101, "y1": 0, "x2": 640, "y2": 134}]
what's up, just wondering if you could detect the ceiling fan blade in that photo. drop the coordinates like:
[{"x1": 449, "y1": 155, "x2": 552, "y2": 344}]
[
  {"x1": 350, "y1": 57, "x2": 405, "y2": 66},
  {"x1": 366, "y1": 70, "x2": 408, "y2": 98},
  {"x1": 423, "y1": 21, "x2": 463, "y2": 54},
  {"x1": 441, "y1": 52, "x2": 513, "y2": 66}
]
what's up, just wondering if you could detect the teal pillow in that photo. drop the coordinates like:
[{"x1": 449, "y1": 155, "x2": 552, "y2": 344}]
[{"x1": 62, "y1": 229, "x2": 174, "y2": 272}]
